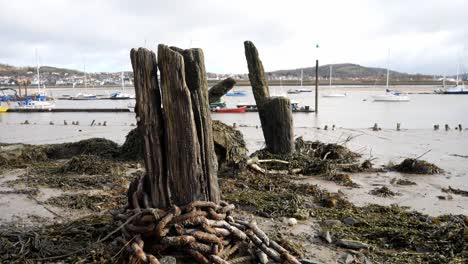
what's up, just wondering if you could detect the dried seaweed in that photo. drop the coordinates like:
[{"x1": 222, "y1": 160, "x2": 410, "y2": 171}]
[
  {"x1": 45, "y1": 193, "x2": 127, "y2": 211},
  {"x1": 0, "y1": 214, "x2": 118, "y2": 263},
  {"x1": 393, "y1": 158, "x2": 442, "y2": 174},
  {"x1": 315, "y1": 204, "x2": 467, "y2": 264}
]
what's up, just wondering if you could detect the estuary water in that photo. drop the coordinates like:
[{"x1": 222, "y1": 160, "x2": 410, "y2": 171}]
[{"x1": 1, "y1": 85, "x2": 468, "y2": 215}]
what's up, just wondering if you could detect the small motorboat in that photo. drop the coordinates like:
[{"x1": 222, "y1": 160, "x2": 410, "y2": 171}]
[
  {"x1": 287, "y1": 89, "x2": 300, "y2": 94},
  {"x1": 15, "y1": 98, "x2": 55, "y2": 109},
  {"x1": 296, "y1": 88, "x2": 312, "y2": 92},
  {"x1": 73, "y1": 93, "x2": 97, "y2": 100},
  {"x1": 372, "y1": 90, "x2": 410, "y2": 102},
  {"x1": 322, "y1": 92, "x2": 347, "y2": 98},
  {"x1": 110, "y1": 92, "x2": 132, "y2": 100},
  {"x1": 226, "y1": 91, "x2": 247, "y2": 97},
  {"x1": 215, "y1": 106, "x2": 247, "y2": 113}
]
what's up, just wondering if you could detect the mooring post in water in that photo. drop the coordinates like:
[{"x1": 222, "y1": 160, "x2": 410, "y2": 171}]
[
  {"x1": 244, "y1": 40, "x2": 294, "y2": 155},
  {"x1": 315, "y1": 59, "x2": 319, "y2": 114}
]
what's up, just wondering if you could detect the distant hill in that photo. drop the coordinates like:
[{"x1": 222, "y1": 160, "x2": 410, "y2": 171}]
[
  {"x1": 268, "y1": 63, "x2": 431, "y2": 80},
  {"x1": 0, "y1": 63, "x2": 82, "y2": 77}
]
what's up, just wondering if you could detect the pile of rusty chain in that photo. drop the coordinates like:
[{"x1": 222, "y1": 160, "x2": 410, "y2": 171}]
[{"x1": 112, "y1": 201, "x2": 301, "y2": 264}]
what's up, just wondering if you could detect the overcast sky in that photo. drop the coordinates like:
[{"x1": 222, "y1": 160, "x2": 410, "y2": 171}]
[{"x1": 0, "y1": 0, "x2": 466, "y2": 75}]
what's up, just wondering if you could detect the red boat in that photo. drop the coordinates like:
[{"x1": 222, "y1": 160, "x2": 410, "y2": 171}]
[{"x1": 215, "y1": 106, "x2": 247, "y2": 113}]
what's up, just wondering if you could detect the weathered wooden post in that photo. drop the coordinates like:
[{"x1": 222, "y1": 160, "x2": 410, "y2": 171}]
[
  {"x1": 244, "y1": 41, "x2": 294, "y2": 155},
  {"x1": 208, "y1": 77, "x2": 236, "y2": 103},
  {"x1": 129, "y1": 46, "x2": 219, "y2": 209},
  {"x1": 118, "y1": 44, "x2": 299, "y2": 264},
  {"x1": 315, "y1": 59, "x2": 319, "y2": 114}
]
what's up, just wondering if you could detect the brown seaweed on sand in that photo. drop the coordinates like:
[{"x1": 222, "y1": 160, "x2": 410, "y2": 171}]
[
  {"x1": 392, "y1": 158, "x2": 442, "y2": 174},
  {"x1": 369, "y1": 186, "x2": 399, "y2": 197}
]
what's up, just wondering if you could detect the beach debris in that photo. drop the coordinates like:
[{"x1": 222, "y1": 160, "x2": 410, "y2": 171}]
[
  {"x1": 72, "y1": 121, "x2": 76, "y2": 125},
  {"x1": 369, "y1": 186, "x2": 398, "y2": 197},
  {"x1": 21, "y1": 119, "x2": 30, "y2": 125},
  {"x1": 392, "y1": 158, "x2": 442, "y2": 174},
  {"x1": 442, "y1": 186, "x2": 468, "y2": 197},
  {"x1": 64, "y1": 120, "x2": 68, "y2": 125},
  {"x1": 434, "y1": 124, "x2": 439, "y2": 130},
  {"x1": 396, "y1": 123, "x2": 401, "y2": 131},
  {"x1": 76, "y1": 121, "x2": 80, "y2": 125},
  {"x1": 103, "y1": 121, "x2": 107, "y2": 126},
  {"x1": 445, "y1": 124, "x2": 450, "y2": 131},
  {"x1": 437, "y1": 195, "x2": 453, "y2": 200},
  {"x1": 324, "y1": 125, "x2": 328, "y2": 130},
  {"x1": 49, "y1": 121, "x2": 54, "y2": 125},
  {"x1": 458, "y1": 124, "x2": 462, "y2": 130},
  {"x1": 336, "y1": 239, "x2": 369, "y2": 250}
]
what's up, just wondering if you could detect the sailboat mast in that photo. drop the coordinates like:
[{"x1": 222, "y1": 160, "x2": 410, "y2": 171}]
[
  {"x1": 300, "y1": 69, "x2": 303, "y2": 87},
  {"x1": 121, "y1": 71, "x2": 125, "y2": 91},
  {"x1": 386, "y1": 68, "x2": 389, "y2": 89},
  {"x1": 84, "y1": 64, "x2": 87, "y2": 91},
  {"x1": 36, "y1": 49, "x2": 40, "y2": 91},
  {"x1": 443, "y1": 73, "x2": 446, "y2": 88},
  {"x1": 329, "y1": 65, "x2": 333, "y2": 87},
  {"x1": 456, "y1": 64, "x2": 459, "y2": 86}
]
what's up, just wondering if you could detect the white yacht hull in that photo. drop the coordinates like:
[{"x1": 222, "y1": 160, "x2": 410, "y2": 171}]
[{"x1": 372, "y1": 94, "x2": 410, "y2": 102}]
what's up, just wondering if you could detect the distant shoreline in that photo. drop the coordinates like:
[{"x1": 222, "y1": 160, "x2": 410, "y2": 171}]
[{"x1": 1, "y1": 80, "x2": 449, "y2": 89}]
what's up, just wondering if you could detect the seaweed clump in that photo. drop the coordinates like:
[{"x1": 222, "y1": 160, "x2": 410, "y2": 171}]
[
  {"x1": 46, "y1": 138, "x2": 120, "y2": 159},
  {"x1": 59, "y1": 155, "x2": 124, "y2": 175},
  {"x1": 0, "y1": 214, "x2": 118, "y2": 263},
  {"x1": 369, "y1": 186, "x2": 399, "y2": 197},
  {"x1": 393, "y1": 158, "x2": 442, "y2": 174},
  {"x1": 315, "y1": 204, "x2": 467, "y2": 264},
  {"x1": 221, "y1": 170, "x2": 351, "y2": 218},
  {"x1": 249, "y1": 137, "x2": 361, "y2": 186},
  {"x1": 45, "y1": 193, "x2": 126, "y2": 211},
  {"x1": 119, "y1": 127, "x2": 145, "y2": 160}
]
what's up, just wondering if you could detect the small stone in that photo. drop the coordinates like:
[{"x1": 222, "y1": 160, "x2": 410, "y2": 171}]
[
  {"x1": 159, "y1": 256, "x2": 176, "y2": 264},
  {"x1": 336, "y1": 239, "x2": 369, "y2": 250},
  {"x1": 343, "y1": 217, "x2": 361, "y2": 225},
  {"x1": 338, "y1": 253, "x2": 355, "y2": 264},
  {"x1": 318, "y1": 230, "x2": 332, "y2": 243},
  {"x1": 286, "y1": 218, "x2": 297, "y2": 226}
]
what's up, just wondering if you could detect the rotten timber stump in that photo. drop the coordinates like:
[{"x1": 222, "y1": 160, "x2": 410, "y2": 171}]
[
  {"x1": 244, "y1": 41, "x2": 294, "y2": 155},
  {"x1": 129, "y1": 45, "x2": 219, "y2": 209}
]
